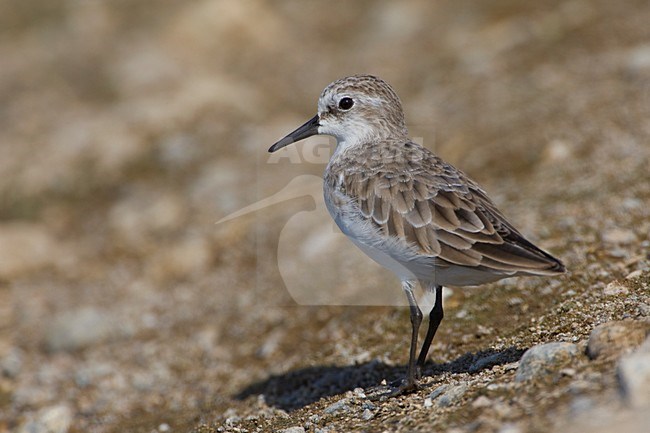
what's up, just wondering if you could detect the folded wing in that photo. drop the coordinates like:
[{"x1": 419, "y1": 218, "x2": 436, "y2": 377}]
[{"x1": 342, "y1": 149, "x2": 565, "y2": 275}]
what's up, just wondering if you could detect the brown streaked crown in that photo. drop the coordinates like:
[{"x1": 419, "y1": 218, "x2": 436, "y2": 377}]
[{"x1": 318, "y1": 75, "x2": 409, "y2": 141}]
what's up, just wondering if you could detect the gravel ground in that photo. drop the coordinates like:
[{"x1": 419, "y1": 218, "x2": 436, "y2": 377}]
[{"x1": 1, "y1": 1, "x2": 649, "y2": 433}]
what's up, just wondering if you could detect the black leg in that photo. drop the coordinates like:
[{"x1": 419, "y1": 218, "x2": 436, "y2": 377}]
[
  {"x1": 416, "y1": 285, "x2": 444, "y2": 370},
  {"x1": 402, "y1": 281, "x2": 422, "y2": 390},
  {"x1": 365, "y1": 280, "x2": 423, "y2": 400}
]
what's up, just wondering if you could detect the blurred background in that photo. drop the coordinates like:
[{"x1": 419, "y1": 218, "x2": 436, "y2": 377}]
[{"x1": 1, "y1": 1, "x2": 649, "y2": 432}]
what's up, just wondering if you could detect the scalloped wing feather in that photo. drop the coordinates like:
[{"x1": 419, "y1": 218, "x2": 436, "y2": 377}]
[{"x1": 330, "y1": 142, "x2": 565, "y2": 275}]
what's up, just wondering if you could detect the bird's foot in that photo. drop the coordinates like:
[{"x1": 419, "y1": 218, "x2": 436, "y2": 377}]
[{"x1": 366, "y1": 378, "x2": 420, "y2": 401}]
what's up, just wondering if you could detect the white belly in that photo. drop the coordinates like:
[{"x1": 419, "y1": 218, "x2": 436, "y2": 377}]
[{"x1": 346, "y1": 235, "x2": 419, "y2": 281}]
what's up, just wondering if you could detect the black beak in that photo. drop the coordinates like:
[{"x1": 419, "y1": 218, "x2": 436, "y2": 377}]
[{"x1": 268, "y1": 115, "x2": 320, "y2": 152}]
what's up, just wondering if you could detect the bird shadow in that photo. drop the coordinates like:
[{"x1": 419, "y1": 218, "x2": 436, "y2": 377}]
[{"x1": 234, "y1": 346, "x2": 526, "y2": 411}]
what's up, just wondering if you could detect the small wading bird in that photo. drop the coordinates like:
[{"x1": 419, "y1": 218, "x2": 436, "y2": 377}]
[{"x1": 268, "y1": 75, "x2": 565, "y2": 395}]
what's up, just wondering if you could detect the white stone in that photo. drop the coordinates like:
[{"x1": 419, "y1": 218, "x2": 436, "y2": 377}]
[
  {"x1": 603, "y1": 282, "x2": 629, "y2": 296},
  {"x1": 515, "y1": 342, "x2": 579, "y2": 382},
  {"x1": 279, "y1": 427, "x2": 305, "y2": 433},
  {"x1": 18, "y1": 405, "x2": 73, "y2": 433},
  {"x1": 618, "y1": 337, "x2": 650, "y2": 408}
]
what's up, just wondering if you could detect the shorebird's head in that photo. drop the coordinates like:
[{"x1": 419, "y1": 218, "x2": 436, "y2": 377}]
[{"x1": 269, "y1": 75, "x2": 408, "y2": 153}]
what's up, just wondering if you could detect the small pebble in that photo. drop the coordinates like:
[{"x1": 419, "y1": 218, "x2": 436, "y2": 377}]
[
  {"x1": 361, "y1": 408, "x2": 374, "y2": 420},
  {"x1": 515, "y1": 342, "x2": 579, "y2": 382},
  {"x1": 436, "y1": 383, "x2": 469, "y2": 407},
  {"x1": 323, "y1": 398, "x2": 350, "y2": 415},
  {"x1": 587, "y1": 320, "x2": 650, "y2": 360},
  {"x1": 560, "y1": 368, "x2": 576, "y2": 377},
  {"x1": 428, "y1": 384, "x2": 449, "y2": 401},
  {"x1": 603, "y1": 281, "x2": 629, "y2": 296},
  {"x1": 256, "y1": 329, "x2": 284, "y2": 358},
  {"x1": 607, "y1": 248, "x2": 626, "y2": 259},
  {"x1": 279, "y1": 427, "x2": 305, "y2": 433},
  {"x1": 225, "y1": 416, "x2": 240, "y2": 426},
  {"x1": 498, "y1": 423, "x2": 522, "y2": 433},
  {"x1": 638, "y1": 304, "x2": 650, "y2": 317},
  {"x1": 625, "y1": 269, "x2": 644, "y2": 280},
  {"x1": 17, "y1": 404, "x2": 73, "y2": 433},
  {"x1": 472, "y1": 395, "x2": 492, "y2": 408}
]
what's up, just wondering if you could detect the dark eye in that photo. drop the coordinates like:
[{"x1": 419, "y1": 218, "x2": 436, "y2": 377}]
[{"x1": 338, "y1": 97, "x2": 354, "y2": 110}]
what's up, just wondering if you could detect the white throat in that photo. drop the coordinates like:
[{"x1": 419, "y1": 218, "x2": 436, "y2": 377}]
[{"x1": 320, "y1": 122, "x2": 375, "y2": 159}]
